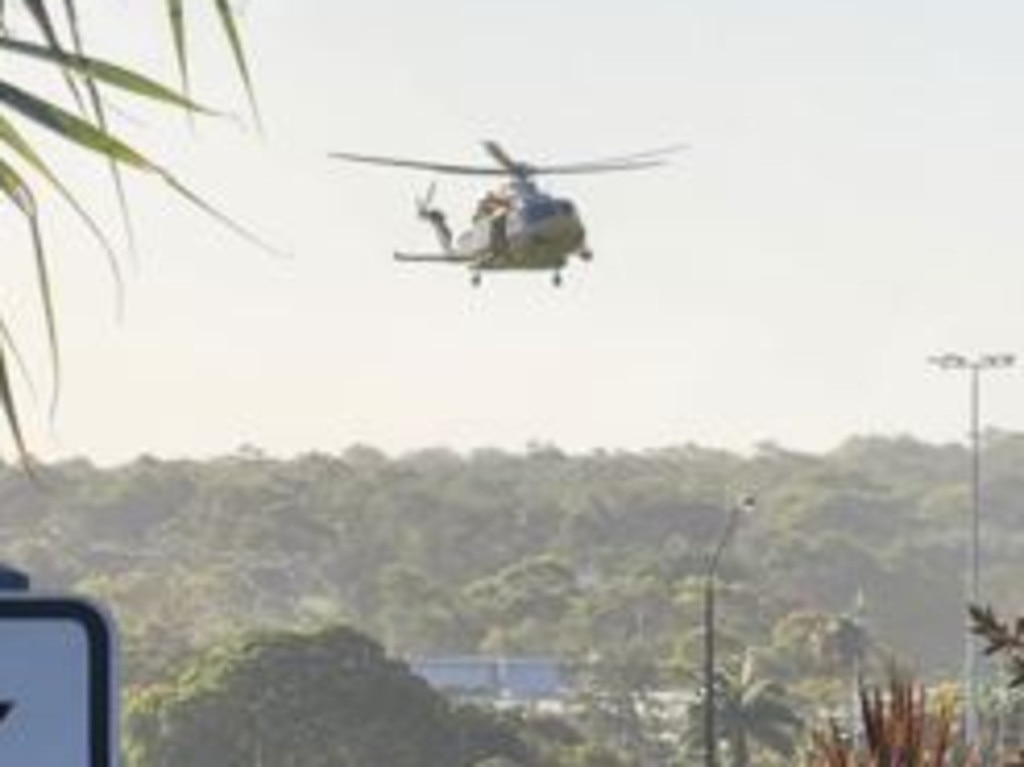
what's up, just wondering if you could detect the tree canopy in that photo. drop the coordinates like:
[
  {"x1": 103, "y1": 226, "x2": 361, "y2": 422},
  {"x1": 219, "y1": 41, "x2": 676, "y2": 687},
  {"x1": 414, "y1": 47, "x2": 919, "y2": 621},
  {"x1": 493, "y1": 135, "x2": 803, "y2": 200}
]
[
  {"x1": 124, "y1": 624, "x2": 530, "y2": 767},
  {"x1": 3, "y1": 434, "x2": 1014, "y2": 693}
]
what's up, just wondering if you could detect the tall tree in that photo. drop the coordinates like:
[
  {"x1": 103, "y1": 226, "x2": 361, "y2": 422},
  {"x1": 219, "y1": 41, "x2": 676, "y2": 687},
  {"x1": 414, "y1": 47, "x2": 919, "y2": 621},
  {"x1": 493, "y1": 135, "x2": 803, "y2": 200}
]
[{"x1": 124, "y1": 625, "x2": 530, "y2": 767}]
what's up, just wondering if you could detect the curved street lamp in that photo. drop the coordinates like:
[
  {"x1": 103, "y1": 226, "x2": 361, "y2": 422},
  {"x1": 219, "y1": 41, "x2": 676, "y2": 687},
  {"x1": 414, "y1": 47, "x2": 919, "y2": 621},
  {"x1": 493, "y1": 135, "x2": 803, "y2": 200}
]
[{"x1": 704, "y1": 494, "x2": 756, "y2": 767}]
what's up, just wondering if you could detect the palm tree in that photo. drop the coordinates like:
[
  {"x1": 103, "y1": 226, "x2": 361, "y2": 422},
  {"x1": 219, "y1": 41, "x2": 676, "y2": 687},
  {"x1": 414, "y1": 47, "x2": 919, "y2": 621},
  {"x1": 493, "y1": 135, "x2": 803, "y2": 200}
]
[
  {"x1": 813, "y1": 592, "x2": 873, "y2": 679},
  {"x1": 683, "y1": 652, "x2": 804, "y2": 767},
  {"x1": 0, "y1": 1, "x2": 264, "y2": 460}
]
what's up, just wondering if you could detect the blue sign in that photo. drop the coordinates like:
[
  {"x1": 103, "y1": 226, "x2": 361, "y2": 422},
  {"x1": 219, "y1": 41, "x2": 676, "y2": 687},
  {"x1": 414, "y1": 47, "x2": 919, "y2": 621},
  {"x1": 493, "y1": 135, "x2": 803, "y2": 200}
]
[{"x1": 0, "y1": 598, "x2": 116, "y2": 766}]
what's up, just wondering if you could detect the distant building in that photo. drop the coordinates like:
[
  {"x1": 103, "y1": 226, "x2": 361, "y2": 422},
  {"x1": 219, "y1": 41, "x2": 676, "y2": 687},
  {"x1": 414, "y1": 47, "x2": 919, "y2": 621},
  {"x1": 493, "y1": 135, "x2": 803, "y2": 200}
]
[{"x1": 409, "y1": 656, "x2": 566, "y2": 701}]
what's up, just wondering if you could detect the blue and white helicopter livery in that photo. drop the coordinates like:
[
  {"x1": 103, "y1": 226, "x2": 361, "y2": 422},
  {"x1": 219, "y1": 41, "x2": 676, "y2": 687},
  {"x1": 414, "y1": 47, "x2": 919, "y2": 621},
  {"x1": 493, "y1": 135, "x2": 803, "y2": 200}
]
[{"x1": 329, "y1": 141, "x2": 681, "y2": 287}]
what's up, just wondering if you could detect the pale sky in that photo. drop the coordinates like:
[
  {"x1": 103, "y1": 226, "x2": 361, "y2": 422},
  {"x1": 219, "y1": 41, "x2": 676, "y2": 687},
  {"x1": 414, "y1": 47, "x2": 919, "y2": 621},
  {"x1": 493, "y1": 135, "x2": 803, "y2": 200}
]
[{"x1": 13, "y1": 1, "x2": 1024, "y2": 463}]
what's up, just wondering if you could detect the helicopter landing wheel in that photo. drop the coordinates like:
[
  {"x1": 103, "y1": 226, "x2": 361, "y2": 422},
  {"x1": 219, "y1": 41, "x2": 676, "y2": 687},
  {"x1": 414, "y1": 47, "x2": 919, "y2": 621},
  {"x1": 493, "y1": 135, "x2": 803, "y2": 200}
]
[
  {"x1": 471, "y1": 272, "x2": 482, "y2": 288},
  {"x1": 552, "y1": 271, "x2": 563, "y2": 288}
]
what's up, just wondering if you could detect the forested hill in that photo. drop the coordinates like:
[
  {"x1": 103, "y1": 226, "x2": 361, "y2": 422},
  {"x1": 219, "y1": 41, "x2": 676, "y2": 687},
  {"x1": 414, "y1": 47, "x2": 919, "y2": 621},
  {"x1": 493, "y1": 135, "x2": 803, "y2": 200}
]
[{"x1": 4, "y1": 434, "x2": 1023, "y2": 691}]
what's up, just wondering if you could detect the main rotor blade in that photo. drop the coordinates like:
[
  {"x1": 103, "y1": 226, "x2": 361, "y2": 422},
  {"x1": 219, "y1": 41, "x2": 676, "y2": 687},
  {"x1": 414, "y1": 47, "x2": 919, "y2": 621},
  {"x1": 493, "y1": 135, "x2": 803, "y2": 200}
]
[
  {"x1": 328, "y1": 150, "x2": 506, "y2": 176},
  {"x1": 481, "y1": 140, "x2": 523, "y2": 174},
  {"x1": 331, "y1": 142, "x2": 685, "y2": 178},
  {"x1": 529, "y1": 158, "x2": 671, "y2": 176},
  {"x1": 480, "y1": 141, "x2": 685, "y2": 176},
  {"x1": 563, "y1": 143, "x2": 688, "y2": 166}
]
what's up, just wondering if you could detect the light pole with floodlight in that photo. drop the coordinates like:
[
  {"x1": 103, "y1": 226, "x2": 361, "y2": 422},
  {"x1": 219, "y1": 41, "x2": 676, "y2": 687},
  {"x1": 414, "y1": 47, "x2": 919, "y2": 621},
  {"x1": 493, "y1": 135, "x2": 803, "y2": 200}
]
[{"x1": 928, "y1": 352, "x2": 1016, "y2": 749}]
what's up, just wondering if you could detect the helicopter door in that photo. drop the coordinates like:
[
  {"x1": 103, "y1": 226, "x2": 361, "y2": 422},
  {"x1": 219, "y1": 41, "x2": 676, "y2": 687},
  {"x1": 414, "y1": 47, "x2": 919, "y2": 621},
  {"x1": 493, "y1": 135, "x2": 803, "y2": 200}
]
[{"x1": 489, "y1": 213, "x2": 509, "y2": 254}]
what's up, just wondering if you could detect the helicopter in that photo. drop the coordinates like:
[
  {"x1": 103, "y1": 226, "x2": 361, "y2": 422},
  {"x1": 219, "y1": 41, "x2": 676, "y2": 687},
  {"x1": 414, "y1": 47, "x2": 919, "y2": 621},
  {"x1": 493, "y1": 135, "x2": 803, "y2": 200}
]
[{"x1": 328, "y1": 141, "x2": 681, "y2": 287}]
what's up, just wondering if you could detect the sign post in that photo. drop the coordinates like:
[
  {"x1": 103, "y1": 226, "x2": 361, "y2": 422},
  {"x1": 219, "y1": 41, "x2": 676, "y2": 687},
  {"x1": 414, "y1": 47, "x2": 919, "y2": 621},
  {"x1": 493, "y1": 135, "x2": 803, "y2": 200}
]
[{"x1": 0, "y1": 596, "x2": 116, "y2": 766}]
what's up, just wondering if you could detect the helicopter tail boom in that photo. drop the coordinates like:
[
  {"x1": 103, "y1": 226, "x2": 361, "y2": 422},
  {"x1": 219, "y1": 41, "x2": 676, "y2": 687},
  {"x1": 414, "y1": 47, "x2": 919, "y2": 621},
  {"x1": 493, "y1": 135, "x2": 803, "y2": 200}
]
[{"x1": 394, "y1": 252, "x2": 475, "y2": 263}]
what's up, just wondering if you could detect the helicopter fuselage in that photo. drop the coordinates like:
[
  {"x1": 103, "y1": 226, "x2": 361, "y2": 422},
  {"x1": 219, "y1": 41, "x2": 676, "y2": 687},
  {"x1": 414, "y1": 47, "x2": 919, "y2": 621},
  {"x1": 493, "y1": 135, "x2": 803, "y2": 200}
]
[{"x1": 457, "y1": 189, "x2": 587, "y2": 272}]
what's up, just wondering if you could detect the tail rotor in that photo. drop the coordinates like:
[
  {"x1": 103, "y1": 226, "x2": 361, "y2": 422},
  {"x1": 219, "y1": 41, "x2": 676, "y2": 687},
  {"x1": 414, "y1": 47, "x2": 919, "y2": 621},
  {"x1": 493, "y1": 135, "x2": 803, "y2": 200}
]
[
  {"x1": 416, "y1": 181, "x2": 438, "y2": 219},
  {"x1": 414, "y1": 181, "x2": 453, "y2": 252}
]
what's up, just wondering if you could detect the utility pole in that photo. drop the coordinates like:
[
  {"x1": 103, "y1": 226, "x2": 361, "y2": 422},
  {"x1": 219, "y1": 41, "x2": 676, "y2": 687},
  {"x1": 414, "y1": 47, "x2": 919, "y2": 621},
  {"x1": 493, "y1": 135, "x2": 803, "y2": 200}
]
[{"x1": 929, "y1": 352, "x2": 1016, "y2": 750}]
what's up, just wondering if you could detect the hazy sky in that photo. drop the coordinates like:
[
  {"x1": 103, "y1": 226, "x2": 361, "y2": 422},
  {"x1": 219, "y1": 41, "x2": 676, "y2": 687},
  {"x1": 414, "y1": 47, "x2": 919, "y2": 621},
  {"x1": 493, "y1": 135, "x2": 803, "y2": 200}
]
[{"x1": 16, "y1": 1, "x2": 1024, "y2": 463}]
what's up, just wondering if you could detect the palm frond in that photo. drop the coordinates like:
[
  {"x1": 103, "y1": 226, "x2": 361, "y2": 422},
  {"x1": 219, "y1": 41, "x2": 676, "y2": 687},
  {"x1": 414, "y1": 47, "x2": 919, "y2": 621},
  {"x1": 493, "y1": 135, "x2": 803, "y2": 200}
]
[
  {"x1": 0, "y1": 28, "x2": 216, "y2": 257},
  {"x1": 0, "y1": 0, "x2": 268, "y2": 462},
  {"x1": 3, "y1": 76, "x2": 282, "y2": 252}
]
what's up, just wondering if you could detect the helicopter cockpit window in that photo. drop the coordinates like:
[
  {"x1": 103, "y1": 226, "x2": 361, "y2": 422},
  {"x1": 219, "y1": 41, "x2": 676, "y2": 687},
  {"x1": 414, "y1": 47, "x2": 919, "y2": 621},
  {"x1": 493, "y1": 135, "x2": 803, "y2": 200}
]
[{"x1": 525, "y1": 200, "x2": 560, "y2": 223}]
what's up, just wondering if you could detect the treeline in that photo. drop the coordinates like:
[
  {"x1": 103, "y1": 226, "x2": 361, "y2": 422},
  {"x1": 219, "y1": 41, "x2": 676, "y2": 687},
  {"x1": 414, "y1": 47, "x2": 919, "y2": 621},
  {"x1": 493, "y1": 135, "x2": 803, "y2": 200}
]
[{"x1": 3, "y1": 433, "x2": 1022, "y2": 697}]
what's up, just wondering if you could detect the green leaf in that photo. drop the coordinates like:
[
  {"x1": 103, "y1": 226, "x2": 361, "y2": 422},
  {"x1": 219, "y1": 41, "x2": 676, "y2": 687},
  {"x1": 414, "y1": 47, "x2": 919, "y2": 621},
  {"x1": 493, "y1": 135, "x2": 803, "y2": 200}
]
[
  {"x1": 0, "y1": 158, "x2": 59, "y2": 410},
  {"x1": 0, "y1": 77, "x2": 150, "y2": 287},
  {"x1": 0, "y1": 78, "x2": 154, "y2": 168},
  {"x1": 56, "y1": 0, "x2": 140, "y2": 258},
  {"x1": 166, "y1": 0, "x2": 189, "y2": 100},
  {"x1": 0, "y1": 37, "x2": 211, "y2": 113},
  {"x1": 21, "y1": 0, "x2": 85, "y2": 112},
  {"x1": 213, "y1": 0, "x2": 261, "y2": 129},
  {"x1": 0, "y1": 346, "x2": 29, "y2": 468},
  {"x1": 0, "y1": 80, "x2": 284, "y2": 258},
  {"x1": 160, "y1": 170, "x2": 289, "y2": 259},
  {"x1": 0, "y1": 158, "x2": 47, "y2": 460},
  {"x1": 59, "y1": 0, "x2": 83, "y2": 52},
  {"x1": 0, "y1": 112, "x2": 124, "y2": 310}
]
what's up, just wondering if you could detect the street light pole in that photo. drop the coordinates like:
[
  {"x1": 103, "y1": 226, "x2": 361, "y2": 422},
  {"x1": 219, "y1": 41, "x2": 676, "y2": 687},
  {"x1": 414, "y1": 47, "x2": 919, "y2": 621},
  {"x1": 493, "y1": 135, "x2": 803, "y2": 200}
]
[
  {"x1": 929, "y1": 352, "x2": 1016, "y2": 749},
  {"x1": 703, "y1": 495, "x2": 755, "y2": 767}
]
